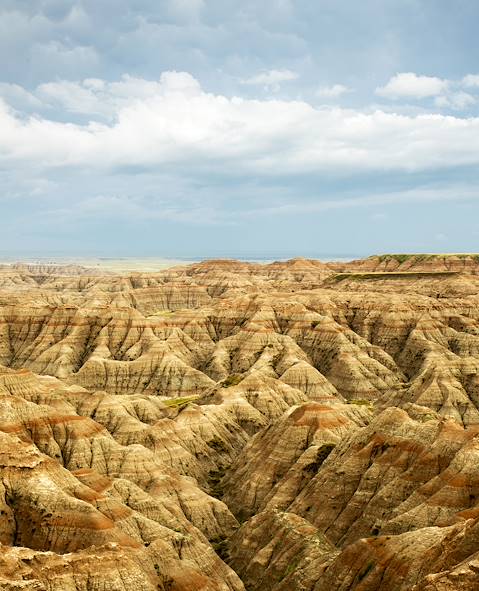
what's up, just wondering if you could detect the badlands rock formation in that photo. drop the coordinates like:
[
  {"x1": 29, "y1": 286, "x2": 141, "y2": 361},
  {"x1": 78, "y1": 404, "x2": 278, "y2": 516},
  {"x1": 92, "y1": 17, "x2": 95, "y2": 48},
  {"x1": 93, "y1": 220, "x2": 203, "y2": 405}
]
[{"x1": 0, "y1": 255, "x2": 479, "y2": 590}]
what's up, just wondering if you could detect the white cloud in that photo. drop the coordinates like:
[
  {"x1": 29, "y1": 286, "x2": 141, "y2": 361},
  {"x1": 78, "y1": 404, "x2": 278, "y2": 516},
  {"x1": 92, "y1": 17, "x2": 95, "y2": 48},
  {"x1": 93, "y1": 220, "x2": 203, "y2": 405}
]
[
  {"x1": 0, "y1": 83, "x2": 43, "y2": 110},
  {"x1": 166, "y1": 0, "x2": 205, "y2": 22},
  {"x1": 375, "y1": 71, "x2": 479, "y2": 111},
  {"x1": 36, "y1": 72, "x2": 201, "y2": 116},
  {"x1": 462, "y1": 74, "x2": 479, "y2": 88},
  {"x1": 32, "y1": 40, "x2": 99, "y2": 72},
  {"x1": 435, "y1": 91, "x2": 476, "y2": 110},
  {"x1": 316, "y1": 84, "x2": 351, "y2": 99},
  {"x1": 3, "y1": 72, "x2": 479, "y2": 178},
  {"x1": 376, "y1": 72, "x2": 448, "y2": 99},
  {"x1": 241, "y1": 69, "x2": 298, "y2": 91}
]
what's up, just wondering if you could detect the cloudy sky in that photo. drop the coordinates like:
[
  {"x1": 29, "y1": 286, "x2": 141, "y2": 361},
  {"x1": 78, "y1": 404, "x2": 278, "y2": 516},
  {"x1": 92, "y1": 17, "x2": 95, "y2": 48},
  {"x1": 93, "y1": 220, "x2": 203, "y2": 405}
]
[{"x1": 1, "y1": 0, "x2": 479, "y2": 258}]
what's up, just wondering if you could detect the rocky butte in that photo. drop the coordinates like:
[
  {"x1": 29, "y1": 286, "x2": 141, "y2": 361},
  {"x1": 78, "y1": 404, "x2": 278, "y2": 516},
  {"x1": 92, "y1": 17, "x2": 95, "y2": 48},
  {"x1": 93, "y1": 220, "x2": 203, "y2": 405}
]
[{"x1": 0, "y1": 253, "x2": 479, "y2": 590}]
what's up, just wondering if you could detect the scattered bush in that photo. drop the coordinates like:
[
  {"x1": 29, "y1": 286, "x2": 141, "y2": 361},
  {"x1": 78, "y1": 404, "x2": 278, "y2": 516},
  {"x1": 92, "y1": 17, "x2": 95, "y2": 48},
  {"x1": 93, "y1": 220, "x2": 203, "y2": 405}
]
[
  {"x1": 208, "y1": 468, "x2": 226, "y2": 498},
  {"x1": 221, "y1": 374, "x2": 243, "y2": 388},
  {"x1": 211, "y1": 536, "x2": 229, "y2": 561}
]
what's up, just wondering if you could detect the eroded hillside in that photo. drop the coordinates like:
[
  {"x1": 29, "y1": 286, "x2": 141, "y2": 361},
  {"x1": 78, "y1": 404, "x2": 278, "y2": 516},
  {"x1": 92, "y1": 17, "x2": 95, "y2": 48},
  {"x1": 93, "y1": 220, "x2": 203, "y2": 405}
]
[{"x1": 1, "y1": 255, "x2": 479, "y2": 590}]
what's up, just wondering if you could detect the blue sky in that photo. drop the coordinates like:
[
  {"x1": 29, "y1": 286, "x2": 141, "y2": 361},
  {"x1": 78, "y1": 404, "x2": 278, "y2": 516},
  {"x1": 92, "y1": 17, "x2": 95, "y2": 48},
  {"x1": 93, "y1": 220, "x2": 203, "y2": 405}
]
[{"x1": 1, "y1": 0, "x2": 479, "y2": 258}]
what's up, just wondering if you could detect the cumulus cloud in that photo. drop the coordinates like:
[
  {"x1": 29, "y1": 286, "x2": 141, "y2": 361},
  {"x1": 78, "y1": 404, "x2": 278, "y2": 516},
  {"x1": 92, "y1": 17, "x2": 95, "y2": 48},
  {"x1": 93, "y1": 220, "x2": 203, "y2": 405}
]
[
  {"x1": 0, "y1": 83, "x2": 43, "y2": 110},
  {"x1": 316, "y1": 84, "x2": 351, "y2": 99},
  {"x1": 35, "y1": 72, "x2": 201, "y2": 116},
  {"x1": 435, "y1": 91, "x2": 476, "y2": 110},
  {"x1": 2, "y1": 71, "x2": 479, "y2": 178},
  {"x1": 376, "y1": 72, "x2": 448, "y2": 99},
  {"x1": 374, "y1": 71, "x2": 479, "y2": 111},
  {"x1": 32, "y1": 40, "x2": 99, "y2": 75},
  {"x1": 463, "y1": 74, "x2": 479, "y2": 88},
  {"x1": 241, "y1": 69, "x2": 298, "y2": 91}
]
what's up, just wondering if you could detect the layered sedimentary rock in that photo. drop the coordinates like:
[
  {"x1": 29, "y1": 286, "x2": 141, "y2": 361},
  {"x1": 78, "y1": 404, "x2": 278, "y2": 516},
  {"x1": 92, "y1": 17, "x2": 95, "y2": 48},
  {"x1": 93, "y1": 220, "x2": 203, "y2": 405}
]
[
  {"x1": 0, "y1": 256, "x2": 479, "y2": 590},
  {"x1": 332, "y1": 253, "x2": 479, "y2": 274}
]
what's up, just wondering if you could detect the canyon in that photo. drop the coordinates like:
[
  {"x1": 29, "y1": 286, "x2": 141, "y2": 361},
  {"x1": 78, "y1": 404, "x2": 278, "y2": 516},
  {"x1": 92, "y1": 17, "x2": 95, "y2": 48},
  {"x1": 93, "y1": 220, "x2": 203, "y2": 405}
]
[{"x1": 0, "y1": 254, "x2": 479, "y2": 590}]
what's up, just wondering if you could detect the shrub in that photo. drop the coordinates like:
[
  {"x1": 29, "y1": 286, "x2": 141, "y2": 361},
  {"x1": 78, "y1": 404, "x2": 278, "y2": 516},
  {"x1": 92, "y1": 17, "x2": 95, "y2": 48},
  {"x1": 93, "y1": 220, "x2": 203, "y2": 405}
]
[{"x1": 221, "y1": 374, "x2": 243, "y2": 388}]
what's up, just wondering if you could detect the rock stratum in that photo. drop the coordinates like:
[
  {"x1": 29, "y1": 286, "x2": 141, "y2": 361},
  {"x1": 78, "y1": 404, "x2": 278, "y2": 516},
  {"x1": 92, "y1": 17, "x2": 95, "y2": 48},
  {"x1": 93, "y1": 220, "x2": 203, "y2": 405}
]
[{"x1": 0, "y1": 254, "x2": 479, "y2": 590}]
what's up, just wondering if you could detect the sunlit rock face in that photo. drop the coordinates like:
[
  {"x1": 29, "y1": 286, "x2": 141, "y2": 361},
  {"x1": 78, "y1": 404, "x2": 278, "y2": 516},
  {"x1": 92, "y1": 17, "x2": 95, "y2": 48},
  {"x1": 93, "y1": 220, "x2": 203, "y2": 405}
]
[{"x1": 1, "y1": 256, "x2": 479, "y2": 590}]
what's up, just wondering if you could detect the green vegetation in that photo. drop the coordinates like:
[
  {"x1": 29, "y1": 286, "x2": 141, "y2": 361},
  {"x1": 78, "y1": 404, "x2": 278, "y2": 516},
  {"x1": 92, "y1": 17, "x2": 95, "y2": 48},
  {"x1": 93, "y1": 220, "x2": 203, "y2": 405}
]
[
  {"x1": 284, "y1": 559, "x2": 299, "y2": 577},
  {"x1": 376, "y1": 253, "x2": 479, "y2": 262},
  {"x1": 332, "y1": 271, "x2": 458, "y2": 282},
  {"x1": 280, "y1": 558, "x2": 300, "y2": 581},
  {"x1": 151, "y1": 309, "x2": 176, "y2": 317},
  {"x1": 419, "y1": 413, "x2": 437, "y2": 423},
  {"x1": 376, "y1": 253, "x2": 419, "y2": 264},
  {"x1": 347, "y1": 398, "x2": 373, "y2": 406},
  {"x1": 162, "y1": 395, "x2": 198, "y2": 408},
  {"x1": 208, "y1": 467, "x2": 226, "y2": 499},
  {"x1": 221, "y1": 374, "x2": 244, "y2": 388},
  {"x1": 211, "y1": 536, "x2": 229, "y2": 561}
]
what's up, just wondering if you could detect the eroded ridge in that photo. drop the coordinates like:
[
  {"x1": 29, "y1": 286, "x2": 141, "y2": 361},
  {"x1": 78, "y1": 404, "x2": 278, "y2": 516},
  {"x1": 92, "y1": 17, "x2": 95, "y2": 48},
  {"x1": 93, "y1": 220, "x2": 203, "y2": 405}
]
[{"x1": 1, "y1": 256, "x2": 479, "y2": 590}]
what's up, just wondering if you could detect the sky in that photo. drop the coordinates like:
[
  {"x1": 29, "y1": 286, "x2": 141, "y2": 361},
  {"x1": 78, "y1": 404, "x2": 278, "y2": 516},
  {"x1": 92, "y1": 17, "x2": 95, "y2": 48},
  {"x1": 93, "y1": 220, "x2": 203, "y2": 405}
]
[{"x1": 1, "y1": 0, "x2": 479, "y2": 258}]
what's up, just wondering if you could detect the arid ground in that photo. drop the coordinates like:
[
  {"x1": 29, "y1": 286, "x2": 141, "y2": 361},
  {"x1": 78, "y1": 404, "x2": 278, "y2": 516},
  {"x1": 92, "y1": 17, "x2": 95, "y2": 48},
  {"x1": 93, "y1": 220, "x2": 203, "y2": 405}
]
[{"x1": 1, "y1": 254, "x2": 479, "y2": 590}]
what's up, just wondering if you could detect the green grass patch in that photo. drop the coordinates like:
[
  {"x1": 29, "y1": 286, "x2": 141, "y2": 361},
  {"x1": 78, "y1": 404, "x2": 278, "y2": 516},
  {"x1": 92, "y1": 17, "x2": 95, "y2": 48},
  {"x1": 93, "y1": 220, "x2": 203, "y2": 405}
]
[
  {"x1": 281, "y1": 558, "x2": 300, "y2": 581},
  {"x1": 376, "y1": 253, "x2": 479, "y2": 261},
  {"x1": 347, "y1": 399, "x2": 373, "y2": 406},
  {"x1": 332, "y1": 271, "x2": 458, "y2": 282},
  {"x1": 162, "y1": 395, "x2": 198, "y2": 408},
  {"x1": 376, "y1": 253, "x2": 419, "y2": 264},
  {"x1": 221, "y1": 374, "x2": 244, "y2": 388}
]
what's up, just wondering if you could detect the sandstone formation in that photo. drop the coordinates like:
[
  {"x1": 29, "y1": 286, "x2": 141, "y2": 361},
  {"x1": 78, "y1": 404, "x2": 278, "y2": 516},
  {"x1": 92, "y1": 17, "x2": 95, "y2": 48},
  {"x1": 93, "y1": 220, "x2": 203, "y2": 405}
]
[{"x1": 0, "y1": 255, "x2": 479, "y2": 590}]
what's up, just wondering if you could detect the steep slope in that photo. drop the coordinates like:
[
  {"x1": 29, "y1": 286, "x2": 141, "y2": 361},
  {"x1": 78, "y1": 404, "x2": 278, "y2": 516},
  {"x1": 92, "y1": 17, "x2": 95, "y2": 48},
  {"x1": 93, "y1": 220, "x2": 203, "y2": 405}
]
[{"x1": 0, "y1": 257, "x2": 479, "y2": 590}]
